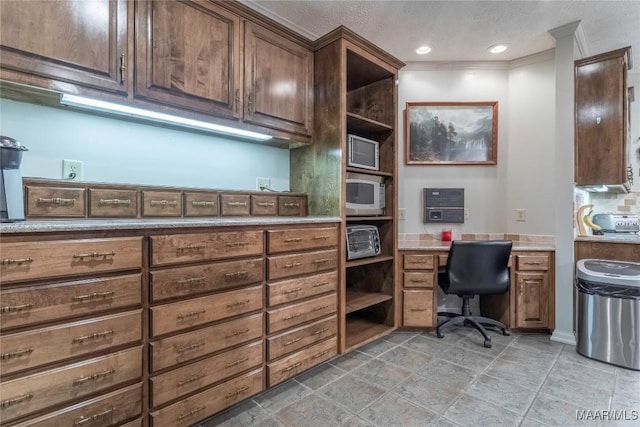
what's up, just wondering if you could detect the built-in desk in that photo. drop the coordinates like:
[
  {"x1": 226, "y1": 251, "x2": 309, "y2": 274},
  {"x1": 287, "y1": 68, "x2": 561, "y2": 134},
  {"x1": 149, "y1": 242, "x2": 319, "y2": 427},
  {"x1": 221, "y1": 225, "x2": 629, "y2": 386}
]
[{"x1": 397, "y1": 235, "x2": 556, "y2": 331}]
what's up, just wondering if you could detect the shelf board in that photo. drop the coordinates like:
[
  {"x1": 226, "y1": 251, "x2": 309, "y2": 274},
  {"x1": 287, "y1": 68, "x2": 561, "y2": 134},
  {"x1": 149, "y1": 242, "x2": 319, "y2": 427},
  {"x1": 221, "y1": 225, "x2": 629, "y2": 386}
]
[
  {"x1": 346, "y1": 112, "x2": 393, "y2": 136},
  {"x1": 345, "y1": 215, "x2": 394, "y2": 221},
  {"x1": 346, "y1": 289, "x2": 393, "y2": 314},
  {"x1": 346, "y1": 255, "x2": 394, "y2": 268},
  {"x1": 346, "y1": 167, "x2": 393, "y2": 177},
  {"x1": 345, "y1": 318, "x2": 395, "y2": 352}
]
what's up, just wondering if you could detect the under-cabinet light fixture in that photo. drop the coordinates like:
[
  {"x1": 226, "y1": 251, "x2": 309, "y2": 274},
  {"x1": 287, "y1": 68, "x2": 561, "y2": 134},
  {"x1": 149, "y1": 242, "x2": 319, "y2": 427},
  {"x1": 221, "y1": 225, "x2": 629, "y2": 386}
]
[{"x1": 59, "y1": 94, "x2": 272, "y2": 141}]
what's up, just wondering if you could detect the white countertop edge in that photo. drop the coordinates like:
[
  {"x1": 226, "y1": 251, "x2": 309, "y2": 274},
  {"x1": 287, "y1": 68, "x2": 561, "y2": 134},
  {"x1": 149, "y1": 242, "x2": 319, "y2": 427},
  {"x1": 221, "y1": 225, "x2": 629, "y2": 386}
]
[
  {"x1": 398, "y1": 242, "x2": 555, "y2": 251},
  {"x1": 575, "y1": 235, "x2": 640, "y2": 244}
]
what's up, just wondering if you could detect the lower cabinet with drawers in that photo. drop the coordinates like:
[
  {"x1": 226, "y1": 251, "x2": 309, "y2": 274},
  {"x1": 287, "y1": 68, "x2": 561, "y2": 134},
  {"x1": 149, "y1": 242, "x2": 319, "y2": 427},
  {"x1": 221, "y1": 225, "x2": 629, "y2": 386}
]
[
  {"x1": 0, "y1": 221, "x2": 340, "y2": 426},
  {"x1": 400, "y1": 253, "x2": 437, "y2": 327}
]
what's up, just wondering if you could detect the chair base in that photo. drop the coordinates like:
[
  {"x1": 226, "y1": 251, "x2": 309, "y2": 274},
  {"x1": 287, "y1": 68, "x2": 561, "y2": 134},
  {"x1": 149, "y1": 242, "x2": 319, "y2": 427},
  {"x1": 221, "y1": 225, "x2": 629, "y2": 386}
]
[{"x1": 436, "y1": 311, "x2": 510, "y2": 348}]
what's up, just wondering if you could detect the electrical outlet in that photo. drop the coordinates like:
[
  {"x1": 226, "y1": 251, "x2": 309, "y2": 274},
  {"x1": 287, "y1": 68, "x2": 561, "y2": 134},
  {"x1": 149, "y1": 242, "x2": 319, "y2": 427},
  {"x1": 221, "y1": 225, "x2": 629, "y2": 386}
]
[
  {"x1": 62, "y1": 159, "x2": 83, "y2": 181},
  {"x1": 256, "y1": 177, "x2": 271, "y2": 191},
  {"x1": 516, "y1": 208, "x2": 526, "y2": 222},
  {"x1": 398, "y1": 208, "x2": 406, "y2": 220},
  {"x1": 464, "y1": 208, "x2": 470, "y2": 221}
]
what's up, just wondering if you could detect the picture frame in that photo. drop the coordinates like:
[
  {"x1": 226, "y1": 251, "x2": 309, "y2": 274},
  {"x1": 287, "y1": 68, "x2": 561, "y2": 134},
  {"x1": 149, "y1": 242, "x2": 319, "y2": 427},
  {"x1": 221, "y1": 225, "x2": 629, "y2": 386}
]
[{"x1": 405, "y1": 101, "x2": 498, "y2": 165}]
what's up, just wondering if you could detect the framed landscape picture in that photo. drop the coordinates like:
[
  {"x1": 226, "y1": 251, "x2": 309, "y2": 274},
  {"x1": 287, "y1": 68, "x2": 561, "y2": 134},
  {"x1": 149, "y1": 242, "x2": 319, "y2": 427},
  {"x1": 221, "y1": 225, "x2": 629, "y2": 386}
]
[{"x1": 405, "y1": 101, "x2": 498, "y2": 165}]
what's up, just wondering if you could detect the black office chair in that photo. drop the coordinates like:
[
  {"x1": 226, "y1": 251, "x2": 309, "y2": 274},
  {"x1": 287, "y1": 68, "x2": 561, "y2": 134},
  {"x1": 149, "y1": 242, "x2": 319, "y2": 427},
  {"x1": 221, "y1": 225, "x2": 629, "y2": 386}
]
[{"x1": 437, "y1": 240, "x2": 512, "y2": 348}]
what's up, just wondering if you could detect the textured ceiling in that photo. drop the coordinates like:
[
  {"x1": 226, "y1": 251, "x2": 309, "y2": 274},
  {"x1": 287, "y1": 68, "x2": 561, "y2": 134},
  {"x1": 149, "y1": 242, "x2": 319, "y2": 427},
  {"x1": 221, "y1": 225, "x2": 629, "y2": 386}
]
[{"x1": 241, "y1": 0, "x2": 640, "y2": 73}]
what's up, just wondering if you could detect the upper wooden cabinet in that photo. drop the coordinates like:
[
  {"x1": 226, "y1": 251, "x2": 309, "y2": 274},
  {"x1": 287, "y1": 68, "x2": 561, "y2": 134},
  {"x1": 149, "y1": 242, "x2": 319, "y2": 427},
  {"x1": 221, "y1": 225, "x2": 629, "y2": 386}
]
[
  {"x1": 134, "y1": 0, "x2": 241, "y2": 119},
  {"x1": 575, "y1": 47, "x2": 632, "y2": 186},
  {"x1": 0, "y1": 0, "x2": 128, "y2": 95},
  {"x1": 243, "y1": 22, "x2": 313, "y2": 137}
]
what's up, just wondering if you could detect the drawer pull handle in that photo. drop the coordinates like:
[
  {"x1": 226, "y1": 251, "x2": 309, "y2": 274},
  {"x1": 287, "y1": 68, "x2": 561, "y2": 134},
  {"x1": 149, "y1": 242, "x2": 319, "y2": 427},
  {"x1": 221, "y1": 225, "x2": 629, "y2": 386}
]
[
  {"x1": 1, "y1": 257, "x2": 33, "y2": 266},
  {"x1": 227, "y1": 201, "x2": 247, "y2": 207},
  {"x1": 226, "y1": 299, "x2": 250, "y2": 308},
  {"x1": 72, "y1": 251, "x2": 115, "y2": 260},
  {"x1": 192, "y1": 200, "x2": 216, "y2": 207},
  {"x1": 1, "y1": 303, "x2": 34, "y2": 313},
  {"x1": 312, "y1": 235, "x2": 329, "y2": 240},
  {"x1": 285, "y1": 287, "x2": 303, "y2": 294},
  {"x1": 284, "y1": 262, "x2": 302, "y2": 269},
  {"x1": 257, "y1": 202, "x2": 275, "y2": 207},
  {"x1": 313, "y1": 258, "x2": 330, "y2": 264},
  {"x1": 1, "y1": 348, "x2": 34, "y2": 360},
  {"x1": 284, "y1": 202, "x2": 300, "y2": 207},
  {"x1": 37, "y1": 197, "x2": 76, "y2": 205},
  {"x1": 409, "y1": 308, "x2": 428, "y2": 312},
  {"x1": 177, "y1": 244, "x2": 205, "y2": 252},
  {"x1": 225, "y1": 241, "x2": 250, "y2": 248},
  {"x1": 312, "y1": 304, "x2": 330, "y2": 312},
  {"x1": 284, "y1": 337, "x2": 302, "y2": 346},
  {"x1": 1, "y1": 393, "x2": 33, "y2": 409},
  {"x1": 150, "y1": 199, "x2": 177, "y2": 207},
  {"x1": 283, "y1": 362, "x2": 302, "y2": 372},
  {"x1": 284, "y1": 237, "x2": 302, "y2": 243},
  {"x1": 175, "y1": 340, "x2": 205, "y2": 353},
  {"x1": 313, "y1": 349, "x2": 331, "y2": 359},
  {"x1": 177, "y1": 277, "x2": 206, "y2": 285},
  {"x1": 225, "y1": 385, "x2": 250, "y2": 399},
  {"x1": 225, "y1": 328, "x2": 250, "y2": 338},
  {"x1": 226, "y1": 357, "x2": 249, "y2": 368},
  {"x1": 225, "y1": 271, "x2": 249, "y2": 280},
  {"x1": 177, "y1": 309, "x2": 205, "y2": 320},
  {"x1": 74, "y1": 407, "x2": 115, "y2": 426},
  {"x1": 73, "y1": 329, "x2": 115, "y2": 344},
  {"x1": 311, "y1": 282, "x2": 330, "y2": 288},
  {"x1": 177, "y1": 373, "x2": 206, "y2": 387},
  {"x1": 312, "y1": 327, "x2": 330, "y2": 335},
  {"x1": 72, "y1": 369, "x2": 115, "y2": 386},
  {"x1": 284, "y1": 312, "x2": 302, "y2": 320},
  {"x1": 99, "y1": 198, "x2": 131, "y2": 206},
  {"x1": 178, "y1": 406, "x2": 205, "y2": 420},
  {"x1": 524, "y1": 261, "x2": 544, "y2": 265},
  {"x1": 71, "y1": 291, "x2": 115, "y2": 302}
]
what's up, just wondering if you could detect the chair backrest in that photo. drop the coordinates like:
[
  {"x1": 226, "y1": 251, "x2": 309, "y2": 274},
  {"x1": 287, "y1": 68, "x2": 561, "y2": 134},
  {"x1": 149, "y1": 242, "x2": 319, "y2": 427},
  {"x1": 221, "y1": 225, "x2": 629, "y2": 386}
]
[{"x1": 443, "y1": 240, "x2": 513, "y2": 295}]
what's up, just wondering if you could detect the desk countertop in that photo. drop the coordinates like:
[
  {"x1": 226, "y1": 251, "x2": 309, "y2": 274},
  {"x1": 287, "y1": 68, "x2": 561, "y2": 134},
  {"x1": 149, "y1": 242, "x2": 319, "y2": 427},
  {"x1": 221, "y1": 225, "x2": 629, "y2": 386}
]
[
  {"x1": 575, "y1": 235, "x2": 640, "y2": 245},
  {"x1": 398, "y1": 240, "x2": 555, "y2": 251}
]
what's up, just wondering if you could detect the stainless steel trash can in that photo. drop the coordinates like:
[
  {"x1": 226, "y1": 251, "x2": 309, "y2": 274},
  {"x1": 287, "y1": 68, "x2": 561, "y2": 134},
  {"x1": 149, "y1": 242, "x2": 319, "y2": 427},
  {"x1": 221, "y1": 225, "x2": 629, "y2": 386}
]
[{"x1": 575, "y1": 259, "x2": 640, "y2": 370}]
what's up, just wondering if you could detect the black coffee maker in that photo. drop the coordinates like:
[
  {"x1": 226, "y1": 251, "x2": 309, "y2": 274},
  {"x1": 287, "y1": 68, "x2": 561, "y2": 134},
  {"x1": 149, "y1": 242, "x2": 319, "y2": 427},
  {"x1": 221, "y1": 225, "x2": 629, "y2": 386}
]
[{"x1": 1, "y1": 136, "x2": 28, "y2": 222}]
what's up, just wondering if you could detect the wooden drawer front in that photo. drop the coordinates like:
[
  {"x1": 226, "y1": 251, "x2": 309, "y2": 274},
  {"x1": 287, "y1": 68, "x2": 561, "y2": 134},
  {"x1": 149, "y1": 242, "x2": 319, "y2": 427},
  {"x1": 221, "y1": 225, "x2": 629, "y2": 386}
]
[
  {"x1": 220, "y1": 194, "x2": 251, "y2": 216},
  {"x1": 267, "y1": 271, "x2": 337, "y2": 307},
  {"x1": 0, "y1": 237, "x2": 143, "y2": 284},
  {"x1": 151, "y1": 286, "x2": 263, "y2": 337},
  {"x1": 267, "y1": 337, "x2": 336, "y2": 387},
  {"x1": 403, "y1": 254, "x2": 434, "y2": 270},
  {"x1": 403, "y1": 290, "x2": 434, "y2": 327},
  {"x1": 1, "y1": 310, "x2": 142, "y2": 376},
  {"x1": 0, "y1": 274, "x2": 142, "y2": 330},
  {"x1": 150, "y1": 313, "x2": 263, "y2": 372},
  {"x1": 150, "y1": 230, "x2": 263, "y2": 267},
  {"x1": 267, "y1": 293, "x2": 336, "y2": 334},
  {"x1": 267, "y1": 249, "x2": 338, "y2": 281},
  {"x1": 0, "y1": 346, "x2": 142, "y2": 423},
  {"x1": 25, "y1": 186, "x2": 86, "y2": 218},
  {"x1": 251, "y1": 195, "x2": 278, "y2": 216},
  {"x1": 403, "y1": 271, "x2": 434, "y2": 288},
  {"x1": 184, "y1": 192, "x2": 219, "y2": 217},
  {"x1": 150, "y1": 258, "x2": 264, "y2": 302},
  {"x1": 88, "y1": 188, "x2": 138, "y2": 218},
  {"x1": 150, "y1": 341, "x2": 263, "y2": 407},
  {"x1": 516, "y1": 255, "x2": 549, "y2": 271},
  {"x1": 150, "y1": 368, "x2": 263, "y2": 427},
  {"x1": 267, "y1": 227, "x2": 338, "y2": 254},
  {"x1": 267, "y1": 316, "x2": 337, "y2": 361},
  {"x1": 278, "y1": 196, "x2": 304, "y2": 216},
  {"x1": 142, "y1": 190, "x2": 183, "y2": 217},
  {"x1": 12, "y1": 383, "x2": 142, "y2": 427}
]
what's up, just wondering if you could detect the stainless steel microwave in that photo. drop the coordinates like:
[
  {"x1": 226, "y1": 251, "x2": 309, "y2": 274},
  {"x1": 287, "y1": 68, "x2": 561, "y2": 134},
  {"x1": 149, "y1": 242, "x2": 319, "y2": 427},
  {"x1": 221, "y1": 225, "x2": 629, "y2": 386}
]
[
  {"x1": 347, "y1": 134, "x2": 379, "y2": 170},
  {"x1": 346, "y1": 172, "x2": 385, "y2": 216}
]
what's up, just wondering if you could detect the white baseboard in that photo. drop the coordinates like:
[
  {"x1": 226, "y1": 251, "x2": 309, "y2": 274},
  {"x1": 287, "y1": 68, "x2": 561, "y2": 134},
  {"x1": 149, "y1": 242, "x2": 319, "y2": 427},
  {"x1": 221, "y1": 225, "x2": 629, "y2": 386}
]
[{"x1": 551, "y1": 329, "x2": 576, "y2": 346}]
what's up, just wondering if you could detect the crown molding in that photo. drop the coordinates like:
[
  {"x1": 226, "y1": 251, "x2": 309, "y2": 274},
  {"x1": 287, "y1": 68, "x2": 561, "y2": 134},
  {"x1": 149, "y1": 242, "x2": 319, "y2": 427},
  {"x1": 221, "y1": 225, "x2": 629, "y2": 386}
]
[
  {"x1": 403, "y1": 61, "x2": 510, "y2": 71},
  {"x1": 238, "y1": 0, "x2": 319, "y2": 41}
]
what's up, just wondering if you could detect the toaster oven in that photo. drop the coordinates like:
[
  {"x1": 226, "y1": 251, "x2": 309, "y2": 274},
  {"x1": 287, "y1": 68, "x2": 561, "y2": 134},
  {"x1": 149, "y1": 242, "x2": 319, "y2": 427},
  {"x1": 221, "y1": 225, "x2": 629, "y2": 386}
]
[{"x1": 346, "y1": 225, "x2": 381, "y2": 260}]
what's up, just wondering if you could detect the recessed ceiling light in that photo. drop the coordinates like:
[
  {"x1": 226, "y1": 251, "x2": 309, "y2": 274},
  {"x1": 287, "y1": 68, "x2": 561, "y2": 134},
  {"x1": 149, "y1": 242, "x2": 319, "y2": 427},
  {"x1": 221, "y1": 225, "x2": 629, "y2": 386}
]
[
  {"x1": 416, "y1": 46, "x2": 431, "y2": 55},
  {"x1": 488, "y1": 44, "x2": 509, "y2": 54}
]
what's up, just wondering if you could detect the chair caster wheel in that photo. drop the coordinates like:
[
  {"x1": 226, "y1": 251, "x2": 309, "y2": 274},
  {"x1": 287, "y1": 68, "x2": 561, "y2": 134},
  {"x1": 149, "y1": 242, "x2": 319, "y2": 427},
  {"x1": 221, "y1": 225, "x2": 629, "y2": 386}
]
[
  {"x1": 503, "y1": 329, "x2": 511, "y2": 336},
  {"x1": 484, "y1": 340, "x2": 492, "y2": 348},
  {"x1": 436, "y1": 331, "x2": 444, "y2": 339}
]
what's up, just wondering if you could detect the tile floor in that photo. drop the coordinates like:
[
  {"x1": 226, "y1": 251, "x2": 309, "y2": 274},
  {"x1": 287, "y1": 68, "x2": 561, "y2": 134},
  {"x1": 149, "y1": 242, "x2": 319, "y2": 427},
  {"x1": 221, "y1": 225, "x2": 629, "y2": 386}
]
[{"x1": 198, "y1": 328, "x2": 640, "y2": 427}]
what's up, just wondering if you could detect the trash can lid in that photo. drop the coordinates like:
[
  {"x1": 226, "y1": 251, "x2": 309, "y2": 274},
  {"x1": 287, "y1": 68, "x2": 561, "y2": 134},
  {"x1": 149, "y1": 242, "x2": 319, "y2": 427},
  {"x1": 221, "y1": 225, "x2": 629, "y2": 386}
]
[{"x1": 576, "y1": 259, "x2": 640, "y2": 287}]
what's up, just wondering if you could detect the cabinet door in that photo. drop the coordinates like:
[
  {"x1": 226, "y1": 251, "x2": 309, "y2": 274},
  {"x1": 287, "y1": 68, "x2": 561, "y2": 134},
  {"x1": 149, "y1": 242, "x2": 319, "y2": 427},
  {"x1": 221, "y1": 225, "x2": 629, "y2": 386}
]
[
  {"x1": 243, "y1": 22, "x2": 313, "y2": 136},
  {"x1": 514, "y1": 272, "x2": 549, "y2": 328},
  {"x1": 135, "y1": 0, "x2": 241, "y2": 119},
  {"x1": 0, "y1": 0, "x2": 128, "y2": 94}
]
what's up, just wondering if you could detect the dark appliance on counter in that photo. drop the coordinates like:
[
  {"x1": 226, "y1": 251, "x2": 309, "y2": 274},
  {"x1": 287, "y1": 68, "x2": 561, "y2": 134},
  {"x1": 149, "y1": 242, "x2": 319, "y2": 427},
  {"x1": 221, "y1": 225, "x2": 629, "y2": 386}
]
[{"x1": 1, "y1": 136, "x2": 28, "y2": 222}]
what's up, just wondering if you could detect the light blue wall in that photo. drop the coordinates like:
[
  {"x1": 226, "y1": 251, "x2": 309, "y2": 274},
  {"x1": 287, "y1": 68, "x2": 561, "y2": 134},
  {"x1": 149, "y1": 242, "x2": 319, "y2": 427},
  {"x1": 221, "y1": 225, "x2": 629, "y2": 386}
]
[{"x1": 0, "y1": 98, "x2": 290, "y2": 191}]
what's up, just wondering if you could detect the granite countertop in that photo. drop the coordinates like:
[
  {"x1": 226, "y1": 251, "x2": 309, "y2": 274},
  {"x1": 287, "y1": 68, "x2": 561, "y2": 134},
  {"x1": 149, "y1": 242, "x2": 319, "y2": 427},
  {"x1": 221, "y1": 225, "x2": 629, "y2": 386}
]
[
  {"x1": 0, "y1": 217, "x2": 342, "y2": 234},
  {"x1": 398, "y1": 240, "x2": 555, "y2": 251},
  {"x1": 398, "y1": 233, "x2": 555, "y2": 251},
  {"x1": 575, "y1": 234, "x2": 640, "y2": 244}
]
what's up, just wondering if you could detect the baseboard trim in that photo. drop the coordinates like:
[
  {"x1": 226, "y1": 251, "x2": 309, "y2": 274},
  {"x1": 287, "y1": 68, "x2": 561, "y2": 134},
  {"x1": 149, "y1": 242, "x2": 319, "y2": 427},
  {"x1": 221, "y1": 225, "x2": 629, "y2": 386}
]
[{"x1": 551, "y1": 329, "x2": 576, "y2": 346}]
